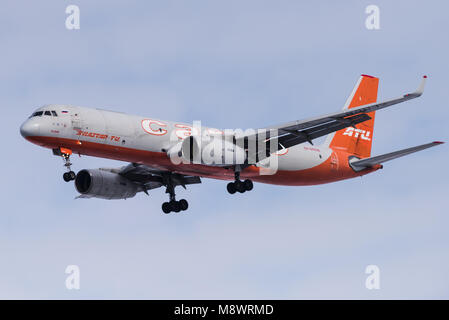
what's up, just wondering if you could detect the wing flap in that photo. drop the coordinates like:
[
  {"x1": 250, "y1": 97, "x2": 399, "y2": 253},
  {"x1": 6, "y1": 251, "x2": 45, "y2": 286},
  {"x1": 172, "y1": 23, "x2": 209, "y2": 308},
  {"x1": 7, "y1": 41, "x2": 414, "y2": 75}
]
[
  {"x1": 251, "y1": 113, "x2": 372, "y2": 161},
  {"x1": 278, "y1": 113, "x2": 371, "y2": 148},
  {"x1": 118, "y1": 163, "x2": 201, "y2": 191}
]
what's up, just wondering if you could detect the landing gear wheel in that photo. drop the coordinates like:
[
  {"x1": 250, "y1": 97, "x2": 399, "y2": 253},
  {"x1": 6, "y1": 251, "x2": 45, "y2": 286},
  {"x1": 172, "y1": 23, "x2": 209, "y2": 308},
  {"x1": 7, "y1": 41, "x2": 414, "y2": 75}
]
[
  {"x1": 227, "y1": 182, "x2": 237, "y2": 194},
  {"x1": 170, "y1": 200, "x2": 181, "y2": 213},
  {"x1": 179, "y1": 199, "x2": 188, "y2": 211},
  {"x1": 161, "y1": 173, "x2": 191, "y2": 214},
  {"x1": 235, "y1": 180, "x2": 246, "y2": 193},
  {"x1": 63, "y1": 172, "x2": 71, "y2": 182},
  {"x1": 243, "y1": 179, "x2": 253, "y2": 191},
  {"x1": 227, "y1": 177, "x2": 254, "y2": 194},
  {"x1": 58, "y1": 149, "x2": 76, "y2": 182},
  {"x1": 162, "y1": 202, "x2": 171, "y2": 214}
]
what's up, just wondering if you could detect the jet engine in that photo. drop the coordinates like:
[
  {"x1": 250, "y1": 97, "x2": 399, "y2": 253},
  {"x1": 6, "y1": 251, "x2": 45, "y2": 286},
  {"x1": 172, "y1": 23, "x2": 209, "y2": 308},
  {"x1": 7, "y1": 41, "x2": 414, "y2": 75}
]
[
  {"x1": 180, "y1": 135, "x2": 247, "y2": 166},
  {"x1": 75, "y1": 169, "x2": 138, "y2": 199}
]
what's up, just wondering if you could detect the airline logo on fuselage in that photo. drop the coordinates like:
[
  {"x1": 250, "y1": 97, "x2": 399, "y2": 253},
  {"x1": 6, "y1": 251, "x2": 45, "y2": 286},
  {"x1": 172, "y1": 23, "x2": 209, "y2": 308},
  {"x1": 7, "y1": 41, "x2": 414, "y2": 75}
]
[
  {"x1": 75, "y1": 129, "x2": 121, "y2": 142},
  {"x1": 342, "y1": 127, "x2": 371, "y2": 141}
]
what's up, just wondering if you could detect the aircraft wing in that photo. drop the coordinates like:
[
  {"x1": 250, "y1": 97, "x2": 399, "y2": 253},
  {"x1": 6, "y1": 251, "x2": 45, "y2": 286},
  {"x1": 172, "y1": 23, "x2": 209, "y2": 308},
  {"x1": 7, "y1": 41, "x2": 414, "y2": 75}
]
[
  {"x1": 107, "y1": 163, "x2": 201, "y2": 193},
  {"x1": 349, "y1": 141, "x2": 444, "y2": 171},
  {"x1": 238, "y1": 76, "x2": 427, "y2": 163}
]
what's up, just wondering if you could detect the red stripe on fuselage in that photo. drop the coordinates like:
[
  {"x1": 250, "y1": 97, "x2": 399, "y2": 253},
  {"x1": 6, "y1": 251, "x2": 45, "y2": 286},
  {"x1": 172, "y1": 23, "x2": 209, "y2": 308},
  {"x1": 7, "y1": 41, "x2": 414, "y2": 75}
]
[{"x1": 25, "y1": 135, "x2": 378, "y2": 185}]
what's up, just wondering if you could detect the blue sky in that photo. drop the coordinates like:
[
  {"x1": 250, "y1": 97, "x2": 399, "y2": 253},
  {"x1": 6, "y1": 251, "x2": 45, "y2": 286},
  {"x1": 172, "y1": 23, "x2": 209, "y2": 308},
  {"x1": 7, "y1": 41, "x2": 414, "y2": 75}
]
[{"x1": 1, "y1": 0, "x2": 448, "y2": 299}]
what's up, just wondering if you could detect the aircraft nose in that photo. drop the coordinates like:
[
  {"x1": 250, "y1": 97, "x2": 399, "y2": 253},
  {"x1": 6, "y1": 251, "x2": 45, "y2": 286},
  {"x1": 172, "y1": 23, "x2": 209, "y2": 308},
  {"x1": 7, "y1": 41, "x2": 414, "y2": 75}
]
[{"x1": 20, "y1": 121, "x2": 40, "y2": 138}]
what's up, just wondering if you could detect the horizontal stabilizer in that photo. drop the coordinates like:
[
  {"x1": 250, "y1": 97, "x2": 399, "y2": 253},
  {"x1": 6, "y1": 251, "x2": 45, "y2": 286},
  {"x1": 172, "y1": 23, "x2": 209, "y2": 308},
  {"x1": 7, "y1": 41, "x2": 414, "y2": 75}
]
[{"x1": 350, "y1": 141, "x2": 444, "y2": 171}]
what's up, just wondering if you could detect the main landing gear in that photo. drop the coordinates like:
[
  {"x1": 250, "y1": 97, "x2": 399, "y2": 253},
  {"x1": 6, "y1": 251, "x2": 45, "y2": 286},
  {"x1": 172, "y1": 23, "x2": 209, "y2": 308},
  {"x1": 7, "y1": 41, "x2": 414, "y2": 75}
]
[
  {"x1": 227, "y1": 170, "x2": 254, "y2": 194},
  {"x1": 161, "y1": 178, "x2": 188, "y2": 214},
  {"x1": 162, "y1": 199, "x2": 188, "y2": 214},
  {"x1": 54, "y1": 147, "x2": 76, "y2": 182}
]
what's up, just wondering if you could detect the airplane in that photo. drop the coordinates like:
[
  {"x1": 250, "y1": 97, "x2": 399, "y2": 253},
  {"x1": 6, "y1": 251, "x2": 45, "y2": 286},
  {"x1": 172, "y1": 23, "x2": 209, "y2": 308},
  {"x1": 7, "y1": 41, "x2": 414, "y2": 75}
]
[{"x1": 20, "y1": 75, "x2": 443, "y2": 214}]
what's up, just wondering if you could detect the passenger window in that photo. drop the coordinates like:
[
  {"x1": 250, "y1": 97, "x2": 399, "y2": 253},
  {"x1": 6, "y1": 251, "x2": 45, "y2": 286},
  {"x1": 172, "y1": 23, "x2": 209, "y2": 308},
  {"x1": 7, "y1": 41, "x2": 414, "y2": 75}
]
[
  {"x1": 44, "y1": 111, "x2": 51, "y2": 116},
  {"x1": 51, "y1": 111, "x2": 58, "y2": 116}
]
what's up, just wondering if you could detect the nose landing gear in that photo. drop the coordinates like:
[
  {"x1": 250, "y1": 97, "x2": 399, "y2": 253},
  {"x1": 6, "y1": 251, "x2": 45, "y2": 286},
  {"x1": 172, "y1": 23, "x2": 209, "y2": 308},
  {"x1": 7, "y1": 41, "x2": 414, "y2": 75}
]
[
  {"x1": 63, "y1": 170, "x2": 76, "y2": 182},
  {"x1": 53, "y1": 147, "x2": 76, "y2": 182}
]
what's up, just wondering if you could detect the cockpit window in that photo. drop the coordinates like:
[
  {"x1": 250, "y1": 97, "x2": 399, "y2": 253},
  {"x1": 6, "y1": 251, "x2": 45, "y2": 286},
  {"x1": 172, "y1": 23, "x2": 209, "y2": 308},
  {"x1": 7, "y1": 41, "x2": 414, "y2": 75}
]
[
  {"x1": 29, "y1": 110, "x2": 59, "y2": 118},
  {"x1": 29, "y1": 111, "x2": 44, "y2": 118}
]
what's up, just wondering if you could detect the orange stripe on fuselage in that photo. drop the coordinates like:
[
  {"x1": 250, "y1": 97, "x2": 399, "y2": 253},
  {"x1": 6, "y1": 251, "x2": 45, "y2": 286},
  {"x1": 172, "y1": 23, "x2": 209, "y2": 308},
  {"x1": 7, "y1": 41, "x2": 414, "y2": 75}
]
[
  {"x1": 251, "y1": 150, "x2": 379, "y2": 186},
  {"x1": 26, "y1": 135, "x2": 379, "y2": 186}
]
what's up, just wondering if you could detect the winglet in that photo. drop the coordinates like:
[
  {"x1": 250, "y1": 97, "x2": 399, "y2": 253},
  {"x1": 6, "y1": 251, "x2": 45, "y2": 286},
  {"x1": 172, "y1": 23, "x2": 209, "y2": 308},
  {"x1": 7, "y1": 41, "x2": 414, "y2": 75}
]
[
  {"x1": 415, "y1": 75, "x2": 427, "y2": 96},
  {"x1": 404, "y1": 75, "x2": 426, "y2": 98}
]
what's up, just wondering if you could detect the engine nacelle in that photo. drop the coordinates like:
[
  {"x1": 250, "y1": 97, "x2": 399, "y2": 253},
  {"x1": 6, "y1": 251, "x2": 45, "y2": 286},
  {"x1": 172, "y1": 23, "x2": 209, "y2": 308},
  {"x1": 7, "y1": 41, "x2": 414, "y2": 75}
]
[
  {"x1": 75, "y1": 169, "x2": 138, "y2": 200},
  {"x1": 180, "y1": 135, "x2": 246, "y2": 166}
]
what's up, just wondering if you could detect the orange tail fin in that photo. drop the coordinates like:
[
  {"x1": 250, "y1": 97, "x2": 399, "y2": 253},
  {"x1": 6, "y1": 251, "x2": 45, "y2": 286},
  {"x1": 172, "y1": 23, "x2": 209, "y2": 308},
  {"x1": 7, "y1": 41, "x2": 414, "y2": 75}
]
[{"x1": 325, "y1": 74, "x2": 379, "y2": 158}]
